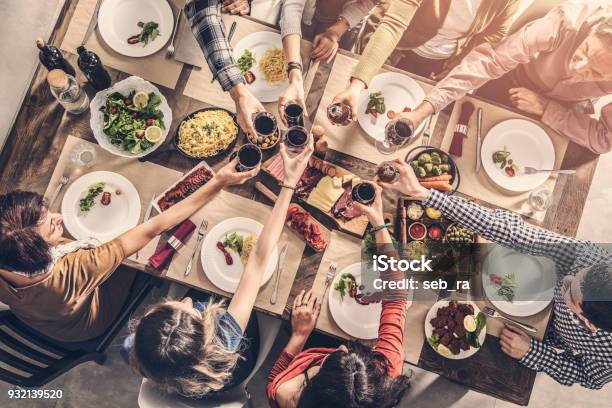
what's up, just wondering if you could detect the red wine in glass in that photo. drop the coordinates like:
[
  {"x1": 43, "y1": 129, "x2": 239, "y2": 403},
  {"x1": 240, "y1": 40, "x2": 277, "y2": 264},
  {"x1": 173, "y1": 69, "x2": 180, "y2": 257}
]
[
  {"x1": 327, "y1": 102, "x2": 352, "y2": 126},
  {"x1": 253, "y1": 111, "x2": 278, "y2": 141},
  {"x1": 230, "y1": 144, "x2": 262, "y2": 172},
  {"x1": 285, "y1": 126, "x2": 308, "y2": 152},
  {"x1": 284, "y1": 102, "x2": 304, "y2": 127},
  {"x1": 376, "y1": 119, "x2": 415, "y2": 155},
  {"x1": 351, "y1": 183, "x2": 376, "y2": 205}
]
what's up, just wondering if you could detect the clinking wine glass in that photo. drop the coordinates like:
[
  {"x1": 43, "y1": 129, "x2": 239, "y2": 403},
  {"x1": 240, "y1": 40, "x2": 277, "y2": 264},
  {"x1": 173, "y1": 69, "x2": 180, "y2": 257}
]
[{"x1": 376, "y1": 118, "x2": 415, "y2": 155}]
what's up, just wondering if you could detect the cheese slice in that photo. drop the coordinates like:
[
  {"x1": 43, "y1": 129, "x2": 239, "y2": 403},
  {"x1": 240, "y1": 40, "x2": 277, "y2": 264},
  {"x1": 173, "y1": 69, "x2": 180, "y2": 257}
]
[
  {"x1": 342, "y1": 174, "x2": 355, "y2": 184},
  {"x1": 351, "y1": 177, "x2": 361, "y2": 187},
  {"x1": 306, "y1": 176, "x2": 345, "y2": 213},
  {"x1": 332, "y1": 176, "x2": 343, "y2": 189}
]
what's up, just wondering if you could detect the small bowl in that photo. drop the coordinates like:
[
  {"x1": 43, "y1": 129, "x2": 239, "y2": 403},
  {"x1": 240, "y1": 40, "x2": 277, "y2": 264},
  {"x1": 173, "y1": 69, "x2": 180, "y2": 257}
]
[
  {"x1": 247, "y1": 128, "x2": 281, "y2": 150},
  {"x1": 406, "y1": 202, "x2": 425, "y2": 221},
  {"x1": 444, "y1": 223, "x2": 476, "y2": 246},
  {"x1": 428, "y1": 223, "x2": 445, "y2": 241},
  {"x1": 425, "y1": 206, "x2": 442, "y2": 220},
  {"x1": 408, "y1": 222, "x2": 427, "y2": 241}
]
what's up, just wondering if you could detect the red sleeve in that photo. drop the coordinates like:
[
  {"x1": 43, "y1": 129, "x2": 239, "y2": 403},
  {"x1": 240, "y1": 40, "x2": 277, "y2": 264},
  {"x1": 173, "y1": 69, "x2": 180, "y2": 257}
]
[
  {"x1": 266, "y1": 350, "x2": 296, "y2": 406},
  {"x1": 372, "y1": 299, "x2": 407, "y2": 377}
]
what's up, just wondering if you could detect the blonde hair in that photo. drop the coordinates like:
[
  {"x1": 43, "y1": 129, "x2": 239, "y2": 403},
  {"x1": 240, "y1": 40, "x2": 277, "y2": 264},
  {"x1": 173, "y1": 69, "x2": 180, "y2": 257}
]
[
  {"x1": 129, "y1": 298, "x2": 241, "y2": 398},
  {"x1": 595, "y1": 14, "x2": 612, "y2": 50}
]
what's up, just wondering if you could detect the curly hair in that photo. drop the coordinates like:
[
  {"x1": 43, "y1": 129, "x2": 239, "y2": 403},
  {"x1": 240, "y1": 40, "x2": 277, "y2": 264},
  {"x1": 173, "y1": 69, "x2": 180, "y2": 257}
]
[{"x1": 129, "y1": 298, "x2": 241, "y2": 398}]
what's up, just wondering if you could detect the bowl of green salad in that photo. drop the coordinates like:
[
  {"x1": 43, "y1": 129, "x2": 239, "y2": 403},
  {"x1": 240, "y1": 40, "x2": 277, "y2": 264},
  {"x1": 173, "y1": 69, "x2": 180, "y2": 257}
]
[{"x1": 90, "y1": 76, "x2": 172, "y2": 158}]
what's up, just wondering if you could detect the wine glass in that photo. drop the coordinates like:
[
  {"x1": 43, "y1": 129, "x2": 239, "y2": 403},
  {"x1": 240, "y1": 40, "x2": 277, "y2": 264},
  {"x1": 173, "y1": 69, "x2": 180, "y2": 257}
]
[{"x1": 376, "y1": 118, "x2": 415, "y2": 155}]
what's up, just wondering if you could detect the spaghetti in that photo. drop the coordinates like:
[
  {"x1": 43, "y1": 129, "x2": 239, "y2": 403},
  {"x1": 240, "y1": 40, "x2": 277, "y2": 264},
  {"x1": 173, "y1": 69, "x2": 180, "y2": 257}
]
[
  {"x1": 258, "y1": 47, "x2": 287, "y2": 84},
  {"x1": 177, "y1": 110, "x2": 237, "y2": 158}
]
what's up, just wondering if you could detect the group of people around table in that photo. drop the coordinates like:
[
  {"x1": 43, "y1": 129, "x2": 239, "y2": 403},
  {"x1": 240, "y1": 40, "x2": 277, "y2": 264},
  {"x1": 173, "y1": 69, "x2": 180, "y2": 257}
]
[{"x1": 0, "y1": 0, "x2": 611, "y2": 406}]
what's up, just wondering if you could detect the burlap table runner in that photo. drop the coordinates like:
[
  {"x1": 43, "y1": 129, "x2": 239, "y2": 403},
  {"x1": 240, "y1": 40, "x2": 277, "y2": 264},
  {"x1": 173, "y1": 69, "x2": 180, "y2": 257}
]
[
  {"x1": 440, "y1": 96, "x2": 569, "y2": 222},
  {"x1": 165, "y1": 190, "x2": 306, "y2": 315},
  {"x1": 183, "y1": 15, "x2": 314, "y2": 122},
  {"x1": 312, "y1": 53, "x2": 438, "y2": 164},
  {"x1": 311, "y1": 231, "x2": 440, "y2": 365},
  {"x1": 43, "y1": 135, "x2": 182, "y2": 265},
  {"x1": 60, "y1": 0, "x2": 184, "y2": 89}
]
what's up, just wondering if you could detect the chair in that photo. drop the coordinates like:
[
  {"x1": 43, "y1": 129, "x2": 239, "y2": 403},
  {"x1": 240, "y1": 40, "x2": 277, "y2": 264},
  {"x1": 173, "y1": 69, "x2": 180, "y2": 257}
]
[
  {"x1": 0, "y1": 274, "x2": 156, "y2": 388},
  {"x1": 138, "y1": 311, "x2": 282, "y2": 408}
]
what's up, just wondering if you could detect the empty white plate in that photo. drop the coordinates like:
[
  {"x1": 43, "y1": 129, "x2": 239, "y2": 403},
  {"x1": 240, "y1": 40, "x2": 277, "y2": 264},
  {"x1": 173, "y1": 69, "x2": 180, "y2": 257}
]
[
  {"x1": 97, "y1": 0, "x2": 174, "y2": 57},
  {"x1": 481, "y1": 119, "x2": 555, "y2": 192},
  {"x1": 482, "y1": 245, "x2": 555, "y2": 317},
  {"x1": 61, "y1": 171, "x2": 141, "y2": 242},
  {"x1": 233, "y1": 31, "x2": 289, "y2": 103},
  {"x1": 357, "y1": 72, "x2": 427, "y2": 142},
  {"x1": 200, "y1": 217, "x2": 277, "y2": 293}
]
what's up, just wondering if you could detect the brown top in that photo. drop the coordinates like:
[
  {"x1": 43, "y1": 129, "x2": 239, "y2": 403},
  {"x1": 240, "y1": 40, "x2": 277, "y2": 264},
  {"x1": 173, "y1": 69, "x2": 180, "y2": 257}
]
[{"x1": 0, "y1": 239, "x2": 128, "y2": 342}]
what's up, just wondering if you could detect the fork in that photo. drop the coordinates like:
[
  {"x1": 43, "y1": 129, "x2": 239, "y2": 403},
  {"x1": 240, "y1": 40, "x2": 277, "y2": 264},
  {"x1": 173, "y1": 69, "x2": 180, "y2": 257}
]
[
  {"x1": 421, "y1": 115, "x2": 434, "y2": 146},
  {"x1": 165, "y1": 8, "x2": 182, "y2": 59},
  {"x1": 323, "y1": 262, "x2": 337, "y2": 294},
  {"x1": 184, "y1": 219, "x2": 208, "y2": 276},
  {"x1": 483, "y1": 306, "x2": 537, "y2": 333},
  {"x1": 521, "y1": 166, "x2": 576, "y2": 175},
  {"x1": 48, "y1": 175, "x2": 69, "y2": 208}
]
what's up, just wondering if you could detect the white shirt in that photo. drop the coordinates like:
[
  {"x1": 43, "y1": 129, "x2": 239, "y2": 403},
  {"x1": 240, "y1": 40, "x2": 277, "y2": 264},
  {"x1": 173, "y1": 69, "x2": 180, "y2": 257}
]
[{"x1": 414, "y1": 0, "x2": 482, "y2": 60}]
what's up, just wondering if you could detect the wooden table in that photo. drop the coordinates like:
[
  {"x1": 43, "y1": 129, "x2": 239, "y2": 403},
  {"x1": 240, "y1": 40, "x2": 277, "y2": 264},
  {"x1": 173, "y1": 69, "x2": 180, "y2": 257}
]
[{"x1": 0, "y1": 1, "x2": 600, "y2": 405}]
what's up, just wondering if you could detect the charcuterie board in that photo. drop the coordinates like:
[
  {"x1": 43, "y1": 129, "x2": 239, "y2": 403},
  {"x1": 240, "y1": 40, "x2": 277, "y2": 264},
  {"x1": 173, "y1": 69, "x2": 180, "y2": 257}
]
[{"x1": 263, "y1": 154, "x2": 370, "y2": 237}]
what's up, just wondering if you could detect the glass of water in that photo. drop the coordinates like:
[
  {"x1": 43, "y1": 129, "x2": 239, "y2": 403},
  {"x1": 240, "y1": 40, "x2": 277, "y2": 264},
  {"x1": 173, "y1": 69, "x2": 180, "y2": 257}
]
[
  {"x1": 528, "y1": 187, "x2": 552, "y2": 212},
  {"x1": 70, "y1": 142, "x2": 96, "y2": 168}
]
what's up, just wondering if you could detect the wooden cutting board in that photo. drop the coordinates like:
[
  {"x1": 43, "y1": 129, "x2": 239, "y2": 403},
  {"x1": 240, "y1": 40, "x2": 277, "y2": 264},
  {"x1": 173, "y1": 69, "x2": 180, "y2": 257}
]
[{"x1": 262, "y1": 154, "x2": 370, "y2": 237}]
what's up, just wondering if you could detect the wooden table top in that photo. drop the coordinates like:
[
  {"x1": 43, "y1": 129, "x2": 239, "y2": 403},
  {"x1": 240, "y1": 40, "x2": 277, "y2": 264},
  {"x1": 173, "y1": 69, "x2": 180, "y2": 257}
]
[{"x1": 0, "y1": 1, "x2": 600, "y2": 405}]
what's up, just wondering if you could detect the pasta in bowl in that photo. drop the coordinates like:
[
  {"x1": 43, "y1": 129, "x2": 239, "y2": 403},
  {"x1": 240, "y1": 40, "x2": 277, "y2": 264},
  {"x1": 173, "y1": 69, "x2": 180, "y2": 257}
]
[{"x1": 174, "y1": 108, "x2": 240, "y2": 159}]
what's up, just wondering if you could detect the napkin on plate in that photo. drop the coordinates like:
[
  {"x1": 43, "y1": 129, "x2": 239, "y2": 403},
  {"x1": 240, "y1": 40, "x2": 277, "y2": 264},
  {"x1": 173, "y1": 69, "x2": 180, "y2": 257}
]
[{"x1": 149, "y1": 219, "x2": 196, "y2": 269}]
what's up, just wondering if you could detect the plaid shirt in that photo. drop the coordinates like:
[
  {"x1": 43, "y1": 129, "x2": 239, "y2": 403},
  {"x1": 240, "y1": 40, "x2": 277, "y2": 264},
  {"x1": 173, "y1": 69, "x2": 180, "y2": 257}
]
[
  {"x1": 426, "y1": 190, "x2": 612, "y2": 389},
  {"x1": 185, "y1": 0, "x2": 245, "y2": 91}
]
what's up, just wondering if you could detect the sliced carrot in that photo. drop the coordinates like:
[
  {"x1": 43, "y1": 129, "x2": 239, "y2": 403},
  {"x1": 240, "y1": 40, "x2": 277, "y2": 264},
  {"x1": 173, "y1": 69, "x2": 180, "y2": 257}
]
[
  {"x1": 419, "y1": 181, "x2": 453, "y2": 192},
  {"x1": 419, "y1": 174, "x2": 452, "y2": 182}
]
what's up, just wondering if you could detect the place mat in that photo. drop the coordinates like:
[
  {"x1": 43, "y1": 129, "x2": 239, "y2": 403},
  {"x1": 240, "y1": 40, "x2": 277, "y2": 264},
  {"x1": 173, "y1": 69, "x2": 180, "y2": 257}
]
[
  {"x1": 183, "y1": 15, "x2": 313, "y2": 123},
  {"x1": 165, "y1": 190, "x2": 306, "y2": 315},
  {"x1": 312, "y1": 53, "x2": 439, "y2": 164},
  {"x1": 311, "y1": 231, "x2": 439, "y2": 365},
  {"x1": 43, "y1": 135, "x2": 182, "y2": 265},
  {"x1": 440, "y1": 96, "x2": 569, "y2": 222},
  {"x1": 60, "y1": 0, "x2": 184, "y2": 89}
]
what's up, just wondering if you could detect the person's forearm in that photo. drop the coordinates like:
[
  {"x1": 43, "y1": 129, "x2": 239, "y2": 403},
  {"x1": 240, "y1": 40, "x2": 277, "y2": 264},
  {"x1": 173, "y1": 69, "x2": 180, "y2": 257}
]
[
  {"x1": 117, "y1": 177, "x2": 224, "y2": 256},
  {"x1": 283, "y1": 33, "x2": 302, "y2": 65},
  {"x1": 228, "y1": 187, "x2": 293, "y2": 329},
  {"x1": 280, "y1": 0, "x2": 306, "y2": 38},
  {"x1": 284, "y1": 333, "x2": 308, "y2": 355},
  {"x1": 340, "y1": 0, "x2": 376, "y2": 29}
]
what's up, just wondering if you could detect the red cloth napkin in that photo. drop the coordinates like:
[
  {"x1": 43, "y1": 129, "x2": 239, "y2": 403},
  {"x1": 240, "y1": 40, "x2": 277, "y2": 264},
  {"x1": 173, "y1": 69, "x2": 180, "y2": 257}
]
[
  {"x1": 449, "y1": 101, "x2": 475, "y2": 157},
  {"x1": 149, "y1": 219, "x2": 196, "y2": 270}
]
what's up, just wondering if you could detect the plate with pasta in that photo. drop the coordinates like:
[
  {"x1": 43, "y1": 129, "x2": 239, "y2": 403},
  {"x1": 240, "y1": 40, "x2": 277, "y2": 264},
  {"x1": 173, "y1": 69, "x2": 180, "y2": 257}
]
[
  {"x1": 174, "y1": 107, "x2": 240, "y2": 159},
  {"x1": 233, "y1": 31, "x2": 288, "y2": 102}
]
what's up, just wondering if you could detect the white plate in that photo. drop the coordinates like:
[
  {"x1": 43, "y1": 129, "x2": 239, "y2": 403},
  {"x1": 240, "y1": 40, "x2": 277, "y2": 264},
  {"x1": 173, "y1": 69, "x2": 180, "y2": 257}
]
[
  {"x1": 328, "y1": 263, "x2": 382, "y2": 340},
  {"x1": 90, "y1": 76, "x2": 172, "y2": 158},
  {"x1": 482, "y1": 245, "x2": 555, "y2": 317},
  {"x1": 424, "y1": 300, "x2": 486, "y2": 360},
  {"x1": 356, "y1": 72, "x2": 427, "y2": 142},
  {"x1": 97, "y1": 0, "x2": 174, "y2": 57},
  {"x1": 200, "y1": 217, "x2": 277, "y2": 294},
  {"x1": 233, "y1": 32, "x2": 288, "y2": 103},
  {"x1": 61, "y1": 171, "x2": 141, "y2": 242},
  {"x1": 481, "y1": 119, "x2": 555, "y2": 192}
]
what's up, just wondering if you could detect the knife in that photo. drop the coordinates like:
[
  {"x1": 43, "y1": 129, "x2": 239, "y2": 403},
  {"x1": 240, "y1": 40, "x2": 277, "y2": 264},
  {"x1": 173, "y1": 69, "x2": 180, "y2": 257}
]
[
  {"x1": 136, "y1": 194, "x2": 156, "y2": 259},
  {"x1": 81, "y1": 0, "x2": 104, "y2": 46},
  {"x1": 475, "y1": 108, "x2": 483, "y2": 172},
  {"x1": 270, "y1": 243, "x2": 288, "y2": 305}
]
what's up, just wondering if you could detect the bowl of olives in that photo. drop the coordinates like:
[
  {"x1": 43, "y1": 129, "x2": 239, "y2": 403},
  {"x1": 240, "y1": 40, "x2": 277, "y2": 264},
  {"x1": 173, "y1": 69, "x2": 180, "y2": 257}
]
[
  {"x1": 445, "y1": 223, "x2": 476, "y2": 248},
  {"x1": 404, "y1": 147, "x2": 460, "y2": 194}
]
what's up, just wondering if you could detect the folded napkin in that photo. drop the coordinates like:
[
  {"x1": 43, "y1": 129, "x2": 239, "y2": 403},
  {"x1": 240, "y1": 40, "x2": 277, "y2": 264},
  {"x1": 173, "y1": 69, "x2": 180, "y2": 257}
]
[
  {"x1": 449, "y1": 101, "x2": 475, "y2": 157},
  {"x1": 149, "y1": 219, "x2": 196, "y2": 270}
]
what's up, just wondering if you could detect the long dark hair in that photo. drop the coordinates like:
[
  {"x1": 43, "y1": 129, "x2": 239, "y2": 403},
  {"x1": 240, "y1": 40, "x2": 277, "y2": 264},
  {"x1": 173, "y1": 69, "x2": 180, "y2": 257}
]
[
  {"x1": 297, "y1": 341, "x2": 410, "y2": 408},
  {"x1": 0, "y1": 191, "x2": 52, "y2": 274},
  {"x1": 129, "y1": 299, "x2": 240, "y2": 398}
]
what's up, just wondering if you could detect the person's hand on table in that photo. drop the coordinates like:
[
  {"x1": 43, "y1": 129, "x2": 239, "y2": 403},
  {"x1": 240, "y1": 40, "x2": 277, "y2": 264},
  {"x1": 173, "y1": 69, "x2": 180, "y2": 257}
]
[
  {"x1": 215, "y1": 157, "x2": 260, "y2": 185},
  {"x1": 312, "y1": 30, "x2": 340, "y2": 63},
  {"x1": 331, "y1": 78, "x2": 365, "y2": 123},
  {"x1": 508, "y1": 88, "x2": 549, "y2": 117},
  {"x1": 377, "y1": 159, "x2": 430, "y2": 201},
  {"x1": 291, "y1": 289, "x2": 321, "y2": 339},
  {"x1": 229, "y1": 84, "x2": 265, "y2": 138},
  {"x1": 278, "y1": 70, "x2": 307, "y2": 126},
  {"x1": 279, "y1": 132, "x2": 314, "y2": 186},
  {"x1": 500, "y1": 324, "x2": 532, "y2": 360},
  {"x1": 354, "y1": 182, "x2": 385, "y2": 226},
  {"x1": 221, "y1": 0, "x2": 250, "y2": 15},
  {"x1": 388, "y1": 101, "x2": 434, "y2": 130}
]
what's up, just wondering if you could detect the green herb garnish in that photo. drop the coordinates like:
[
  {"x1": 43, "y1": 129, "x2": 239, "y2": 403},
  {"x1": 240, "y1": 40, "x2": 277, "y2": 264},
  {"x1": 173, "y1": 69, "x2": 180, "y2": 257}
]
[
  {"x1": 79, "y1": 182, "x2": 105, "y2": 212},
  {"x1": 127, "y1": 21, "x2": 160, "y2": 46},
  {"x1": 224, "y1": 232, "x2": 244, "y2": 255},
  {"x1": 333, "y1": 273, "x2": 356, "y2": 299},
  {"x1": 427, "y1": 333, "x2": 440, "y2": 349},
  {"x1": 365, "y1": 91, "x2": 386, "y2": 115},
  {"x1": 466, "y1": 312, "x2": 486, "y2": 348},
  {"x1": 237, "y1": 49, "x2": 256, "y2": 75},
  {"x1": 497, "y1": 273, "x2": 518, "y2": 302}
]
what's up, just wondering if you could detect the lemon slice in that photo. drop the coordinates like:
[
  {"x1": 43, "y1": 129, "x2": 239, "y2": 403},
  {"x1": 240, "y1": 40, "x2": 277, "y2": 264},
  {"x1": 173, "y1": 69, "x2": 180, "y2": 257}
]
[
  {"x1": 437, "y1": 344, "x2": 452, "y2": 357},
  {"x1": 145, "y1": 126, "x2": 163, "y2": 143},
  {"x1": 133, "y1": 91, "x2": 149, "y2": 108},
  {"x1": 464, "y1": 315, "x2": 477, "y2": 332}
]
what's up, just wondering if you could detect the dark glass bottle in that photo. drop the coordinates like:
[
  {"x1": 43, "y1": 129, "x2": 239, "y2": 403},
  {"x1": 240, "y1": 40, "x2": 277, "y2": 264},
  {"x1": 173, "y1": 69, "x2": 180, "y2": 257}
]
[
  {"x1": 36, "y1": 38, "x2": 75, "y2": 76},
  {"x1": 76, "y1": 46, "x2": 111, "y2": 90}
]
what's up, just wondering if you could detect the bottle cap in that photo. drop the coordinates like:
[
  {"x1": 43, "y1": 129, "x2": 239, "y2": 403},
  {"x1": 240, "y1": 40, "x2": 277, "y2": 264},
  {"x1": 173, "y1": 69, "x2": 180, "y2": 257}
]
[
  {"x1": 35, "y1": 38, "x2": 45, "y2": 49},
  {"x1": 76, "y1": 46, "x2": 86, "y2": 54},
  {"x1": 47, "y1": 69, "x2": 69, "y2": 89}
]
